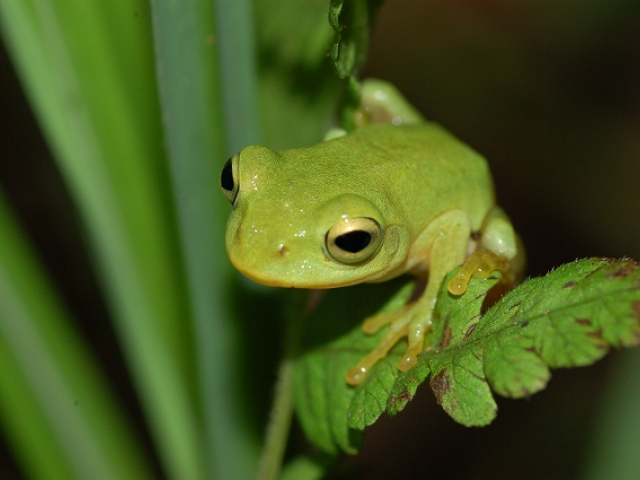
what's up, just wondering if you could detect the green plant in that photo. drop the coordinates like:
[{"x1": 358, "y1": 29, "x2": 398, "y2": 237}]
[{"x1": 1, "y1": 1, "x2": 640, "y2": 480}]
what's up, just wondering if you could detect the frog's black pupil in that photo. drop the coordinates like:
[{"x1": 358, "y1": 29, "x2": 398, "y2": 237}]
[
  {"x1": 221, "y1": 159, "x2": 234, "y2": 192},
  {"x1": 335, "y1": 231, "x2": 371, "y2": 253}
]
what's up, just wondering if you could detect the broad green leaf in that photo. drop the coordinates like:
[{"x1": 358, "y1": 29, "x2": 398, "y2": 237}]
[
  {"x1": 384, "y1": 271, "x2": 502, "y2": 427},
  {"x1": 254, "y1": 0, "x2": 341, "y2": 150},
  {"x1": 279, "y1": 456, "x2": 326, "y2": 480},
  {"x1": 294, "y1": 278, "x2": 414, "y2": 454},
  {"x1": 294, "y1": 258, "x2": 640, "y2": 453},
  {"x1": 481, "y1": 259, "x2": 640, "y2": 396},
  {"x1": 256, "y1": 0, "x2": 334, "y2": 70},
  {"x1": 355, "y1": 269, "x2": 500, "y2": 427}
]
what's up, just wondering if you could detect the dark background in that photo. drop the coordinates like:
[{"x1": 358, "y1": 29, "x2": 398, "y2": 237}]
[{"x1": 349, "y1": 1, "x2": 640, "y2": 478}]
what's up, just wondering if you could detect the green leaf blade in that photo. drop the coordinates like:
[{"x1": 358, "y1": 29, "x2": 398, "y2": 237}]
[
  {"x1": 0, "y1": 191, "x2": 154, "y2": 480},
  {"x1": 150, "y1": 0, "x2": 264, "y2": 478},
  {"x1": 0, "y1": 1, "x2": 204, "y2": 478}
]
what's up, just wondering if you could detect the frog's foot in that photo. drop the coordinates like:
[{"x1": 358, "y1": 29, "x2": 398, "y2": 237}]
[
  {"x1": 346, "y1": 306, "x2": 428, "y2": 386},
  {"x1": 447, "y1": 248, "x2": 513, "y2": 296}
]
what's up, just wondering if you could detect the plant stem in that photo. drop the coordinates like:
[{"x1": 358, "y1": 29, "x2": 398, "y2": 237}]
[{"x1": 256, "y1": 291, "x2": 309, "y2": 480}]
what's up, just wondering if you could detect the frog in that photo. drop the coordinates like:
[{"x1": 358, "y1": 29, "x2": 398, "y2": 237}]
[{"x1": 220, "y1": 79, "x2": 524, "y2": 385}]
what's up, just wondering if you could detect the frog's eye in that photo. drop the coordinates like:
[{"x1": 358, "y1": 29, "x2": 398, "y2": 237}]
[
  {"x1": 220, "y1": 155, "x2": 239, "y2": 206},
  {"x1": 325, "y1": 217, "x2": 382, "y2": 264}
]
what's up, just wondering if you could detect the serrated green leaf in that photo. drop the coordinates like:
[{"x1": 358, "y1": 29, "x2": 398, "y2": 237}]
[
  {"x1": 386, "y1": 270, "x2": 502, "y2": 427},
  {"x1": 428, "y1": 348, "x2": 498, "y2": 426},
  {"x1": 481, "y1": 259, "x2": 640, "y2": 398},
  {"x1": 294, "y1": 258, "x2": 640, "y2": 453},
  {"x1": 293, "y1": 277, "x2": 414, "y2": 454}
]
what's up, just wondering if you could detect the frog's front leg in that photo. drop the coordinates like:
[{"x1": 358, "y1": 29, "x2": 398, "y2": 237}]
[{"x1": 346, "y1": 210, "x2": 471, "y2": 385}]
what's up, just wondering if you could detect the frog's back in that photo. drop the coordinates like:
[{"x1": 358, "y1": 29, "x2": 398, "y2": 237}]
[{"x1": 301, "y1": 123, "x2": 496, "y2": 234}]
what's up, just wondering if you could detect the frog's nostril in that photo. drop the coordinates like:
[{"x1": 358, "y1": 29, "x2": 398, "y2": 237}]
[{"x1": 276, "y1": 243, "x2": 289, "y2": 257}]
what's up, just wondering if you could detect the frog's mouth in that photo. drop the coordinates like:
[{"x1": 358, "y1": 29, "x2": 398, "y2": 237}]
[{"x1": 229, "y1": 253, "x2": 373, "y2": 290}]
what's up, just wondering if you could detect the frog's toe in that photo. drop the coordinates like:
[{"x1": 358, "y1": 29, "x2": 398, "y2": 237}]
[
  {"x1": 346, "y1": 314, "x2": 412, "y2": 385},
  {"x1": 447, "y1": 248, "x2": 512, "y2": 295},
  {"x1": 397, "y1": 344, "x2": 421, "y2": 371},
  {"x1": 361, "y1": 304, "x2": 411, "y2": 334}
]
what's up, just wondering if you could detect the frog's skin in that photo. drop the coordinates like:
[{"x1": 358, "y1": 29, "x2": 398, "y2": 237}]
[{"x1": 221, "y1": 82, "x2": 523, "y2": 385}]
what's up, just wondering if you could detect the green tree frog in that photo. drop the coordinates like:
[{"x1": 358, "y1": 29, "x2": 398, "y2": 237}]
[{"x1": 221, "y1": 80, "x2": 524, "y2": 385}]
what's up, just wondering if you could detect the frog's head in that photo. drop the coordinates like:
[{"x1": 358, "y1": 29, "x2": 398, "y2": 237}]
[{"x1": 220, "y1": 145, "x2": 410, "y2": 288}]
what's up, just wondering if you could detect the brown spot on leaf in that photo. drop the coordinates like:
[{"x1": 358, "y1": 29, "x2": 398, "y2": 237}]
[
  {"x1": 607, "y1": 262, "x2": 638, "y2": 277},
  {"x1": 633, "y1": 302, "x2": 640, "y2": 318},
  {"x1": 398, "y1": 390, "x2": 413, "y2": 403},
  {"x1": 465, "y1": 323, "x2": 478, "y2": 339},
  {"x1": 562, "y1": 281, "x2": 577, "y2": 288},
  {"x1": 575, "y1": 318, "x2": 592, "y2": 326},
  {"x1": 277, "y1": 244, "x2": 289, "y2": 256},
  {"x1": 430, "y1": 370, "x2": 451, "y2": 405},
  {"x1": 388, "y1": 390, "x2": 413, "y2": 409},
  {"x1": 441, "y1": 322, "x2": 452, "y2": 348},
  {"x1": 614, "y1": 268, "x2": 634, "y2": 277},
  {"x1": 586, "y1": 330, "x2": 608, "y2": 349},
  {"x1": 510, "y1": 301, "x2": 522, "y2": 309}
]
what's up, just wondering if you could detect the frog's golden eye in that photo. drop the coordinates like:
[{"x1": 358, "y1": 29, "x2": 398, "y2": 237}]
[
  {"x1": 220, "y1": 155, "x2": 239, "y2": 206},
  {"x1": 325, "y1": 217, "x2": 382, "y2": 264}
]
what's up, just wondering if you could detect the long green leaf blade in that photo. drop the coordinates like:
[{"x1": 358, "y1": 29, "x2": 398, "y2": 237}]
[
  {"x1": 0, "y1": 1, "x2": 202, "y2": 478},
  {"x1": 0, "y1": 193, "x2": 153, "y2": 480},
  {"x1": 150, "y1": 1, "x2": 260, "y2": 478},
  {"x1": 213, "y1": 0, "x2": 261, "y2": 152}
]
